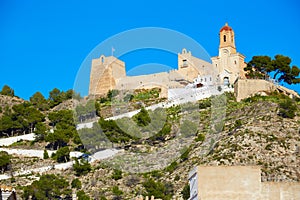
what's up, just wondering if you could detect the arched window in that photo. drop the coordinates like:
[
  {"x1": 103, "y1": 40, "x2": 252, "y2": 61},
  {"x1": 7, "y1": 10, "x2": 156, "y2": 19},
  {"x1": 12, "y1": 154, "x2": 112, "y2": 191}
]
[
  {"x1": 223, "y1": 35, "x2": 226, "y2": 42},
  {"x1": 100, "y1": 55, "x2": 105, "y2": 64}
]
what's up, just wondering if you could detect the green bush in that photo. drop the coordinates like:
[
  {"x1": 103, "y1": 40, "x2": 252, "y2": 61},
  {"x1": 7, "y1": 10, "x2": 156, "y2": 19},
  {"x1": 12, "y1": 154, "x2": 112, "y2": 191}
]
[
  {"x1": 43, "y1": 150, "x2": 49, "y2": 159},
  {"x1": 23, "y1": 174, "x2": 71, "y2": 199},
  {"x1": 111, "y1": 169, "x2": 122, "y2": 180},
  {"x1": 180, "y1": 147, "x2": 191, "y2": 162},
  {"x1": 77, "y1": 190, "x2": 91, "y2": 200},
  {"x1": 71, "y1": 178, "x2": 82, "y2": 189},
  {"x1": 112, "y1": 186, "x2": 123, "y2": 196},
  {"x1": 73, "y1": 158, "x2": 92, "y2": 176},
  {"x1": 133, "y1": 107, "x2": 151, "y2": 127},
  {"x1": 278, "y1": 98, "x2": 297, "y2": 118},
  {"x1": 142, "y1": 178, "x2": 173, "y2": 200},
  {"x1": 165, "y1": 161, "x2": 178, "y2": 173},
  {"x1": 0, "y1": 151, "x2": 11, "y2": 173},
  {"x1": 181, "y1": 183, "x2": 190, "y2": 200},
  {"x1": 55, "y1": 146, "x2": 70, "y2": 163},
  {"x1": 195, "y1": 133, "x2": 205, "y2": 142}
]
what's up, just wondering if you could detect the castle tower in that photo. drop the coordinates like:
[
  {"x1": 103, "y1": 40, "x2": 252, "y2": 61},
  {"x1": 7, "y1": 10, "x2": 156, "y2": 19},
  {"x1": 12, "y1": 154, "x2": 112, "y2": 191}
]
[
  {"x1": 219, "y1": 22, "x2": 236, "y2": 54},
  {"x1": 211, "y1": 23, "x2": 246, "y2": 86},
  {"x1": 89, "y1": 55, "x2": 126, "y2": 97}
]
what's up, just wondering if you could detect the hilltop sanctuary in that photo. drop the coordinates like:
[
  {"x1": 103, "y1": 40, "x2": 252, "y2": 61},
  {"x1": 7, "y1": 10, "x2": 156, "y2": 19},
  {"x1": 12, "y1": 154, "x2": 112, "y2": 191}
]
[{"x1": 89, "y1": 23, "x2": 246, "y2": 97}]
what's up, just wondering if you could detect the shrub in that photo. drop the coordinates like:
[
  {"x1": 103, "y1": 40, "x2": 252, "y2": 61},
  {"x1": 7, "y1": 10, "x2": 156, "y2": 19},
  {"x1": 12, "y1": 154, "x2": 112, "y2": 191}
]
[
  {"x1": 111, "y1": 169, "x2": 122, "y2": 180},
  {"x1": 112, "y1": 186, "x2": 123, "y2": 196},
  {"x1": 0, "y1": 151, "x2": 10, "y2": 173},
  {"x1": 195, "y1": 133, "x2": 205, "y2": 142},
  {"x1": 165, "y1": 161, "x2": 178, "y2": 173},
  {"x1": 23, "y1": 174, "x2": 70, "y2": 199},
  {"x1": 133, "y1": 107, "x2": 151, "y2": 126},
  {"x1": 43, "y1": 150, "x2": 49, "y2": 159},
  {"x1": 142, "y1": 178, "x2": 173, "y2": 200},
  {"x1": 181, "y1": 183, "x2": 190, "y2": 200},
  {"x1": 73, "y1": 158, "x2": 92, "y2": 176},
  {"x1": 55, "y1": 146, "x2": 70, "y2": 163},
  {"x1": 71, "y1": 178, "x2": 82, "y2": 189},
  {"x1": 180, "y1": 147, "x2": 191, "y2": 162},
  {"x1": 77, "y1": 190, "x2": 91, "y2": 200},
  {"x1": 278, "y1": 98, "x2": 297, "y2": 118}
]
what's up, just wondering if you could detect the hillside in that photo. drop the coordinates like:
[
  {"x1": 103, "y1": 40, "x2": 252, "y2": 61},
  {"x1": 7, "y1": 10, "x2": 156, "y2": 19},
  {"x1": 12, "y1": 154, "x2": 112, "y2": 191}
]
[
  {"x1": 0, "y1": 91, "x2": 299, "y2": 199},
  {"x1": 0, "y1": 94, "x2": 24, "y2": 117},
  {"x1": 71, "y1": 93, "x2": 300, "y2": 199}
]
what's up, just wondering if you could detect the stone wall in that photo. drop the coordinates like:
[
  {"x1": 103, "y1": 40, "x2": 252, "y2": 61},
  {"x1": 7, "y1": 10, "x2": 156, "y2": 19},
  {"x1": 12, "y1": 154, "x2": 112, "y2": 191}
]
[
  {"x1": 261, "y1": 182, "x2": 300, "y2": 200},
  {"x1": 194, "y1": 166, "x2": 261, "y2": 200},
  {"x1": 89, "y1": 51, "x2": 214, "y2": 98},
  {"x1": 189, "y1": 166, "x2": 300, "y2": 200},
  {"x1": 234, "y1": 79, "x2": 276, "y2": 102}
]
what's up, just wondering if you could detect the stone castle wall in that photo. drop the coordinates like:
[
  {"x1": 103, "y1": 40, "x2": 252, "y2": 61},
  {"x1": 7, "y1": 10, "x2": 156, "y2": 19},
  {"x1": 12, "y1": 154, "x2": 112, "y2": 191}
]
[
  {"x1": 89, "y1": 49, "x2": 214, "y2": 97},
  {"x1": 189, "y1": 166, "x2": 300, "y2": 200},
  {"x1": 234, "y1": 79, "x2": 277, "y2": 102}
]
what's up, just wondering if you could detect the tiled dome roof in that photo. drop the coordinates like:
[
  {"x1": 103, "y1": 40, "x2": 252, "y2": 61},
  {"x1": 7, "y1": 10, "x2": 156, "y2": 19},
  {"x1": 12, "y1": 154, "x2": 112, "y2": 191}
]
[{"x1": 220, "y1": 23, "x2": 233, "y2": 32}]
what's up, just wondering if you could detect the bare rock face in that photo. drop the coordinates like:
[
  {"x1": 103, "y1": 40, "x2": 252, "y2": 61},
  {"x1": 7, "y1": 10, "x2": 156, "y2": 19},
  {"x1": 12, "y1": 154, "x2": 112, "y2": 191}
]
[{"x1": 51, "y1": 98, "x2": 79, "y2": 111}]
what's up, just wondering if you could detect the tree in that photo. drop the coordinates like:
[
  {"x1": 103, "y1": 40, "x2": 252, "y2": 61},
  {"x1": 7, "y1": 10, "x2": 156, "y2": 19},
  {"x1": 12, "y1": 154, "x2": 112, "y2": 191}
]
[
  {"x1": 73, "y1": 158, "x2": 91, "y2": 176},
  {"x1": 55, "y1": 146, "x2": 70, "y2": 163},
  {"x1": 47, "y1": 110, "x2": 78, "y2": 149},
  {"x1": 0, "y1": 85, "x2": 14, "y2": 96},
  {"x1": 244, "y1": 56, "x2": 272, "y2": 79},
  {"x1": 0, "y1": 114, "x2": 14, "y2": 136},
  {"x1": 34, "y1": 122, "x2": 48, "y2": 141},
  {"x1": 43, "y1": 150, "x2": 49, "y2": 159},
  {"x1": 133, "y1": 107, "x2": 151, "y2": 126},
  {"x1": 12, "y1": 102, "x2": 45, "y2": 133},
  {"x1": 23, "y1": 174, "x2": 71, "y2": 200},
  {"x1": 245, "y1": 55, "x2": 300, "y2": 84},
  {"x1": 0, "y1": 151, "x2": 10, "y2": 173},
  {"x1": 48, "y1": 88, "x2": 63, "y2": 108},
  {"x1": 0, "y1": 102, "x2": 44, "y2": 136},
  {"x1": 30, "y1": 92, "x2": 49, "y2": 111},
  {"x1": 278, "y1": 65, "x2": 300, "y2": 84}
]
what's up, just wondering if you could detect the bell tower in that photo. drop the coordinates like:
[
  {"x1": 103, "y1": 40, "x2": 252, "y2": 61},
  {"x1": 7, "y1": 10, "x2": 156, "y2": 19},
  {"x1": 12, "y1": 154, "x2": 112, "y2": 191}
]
[
  {"x1": 211, "y1": 22, "x2": 246, "y2": 86},
  {"x1": 219, "y1": 22, "x2": 236, "y2": 54}
]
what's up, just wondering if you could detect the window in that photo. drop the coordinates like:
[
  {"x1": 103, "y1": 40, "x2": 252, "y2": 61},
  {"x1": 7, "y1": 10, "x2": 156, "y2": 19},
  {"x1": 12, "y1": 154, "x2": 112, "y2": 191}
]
[
  {"x1": 182, "y1": 59, "x2": 188, "y2": 68},
  {"x1": 234, "y1": 60, "x2": 237, "y2": 65},
  {"x1": 223, "y1": 35, "x2": 226, "y2": 42}
]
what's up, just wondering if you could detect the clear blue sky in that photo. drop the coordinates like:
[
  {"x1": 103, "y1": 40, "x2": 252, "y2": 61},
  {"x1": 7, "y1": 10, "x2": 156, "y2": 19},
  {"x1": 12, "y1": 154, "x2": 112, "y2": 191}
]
[{"x1": 1, "y1": 0, "x2": 300, "y2": 99}]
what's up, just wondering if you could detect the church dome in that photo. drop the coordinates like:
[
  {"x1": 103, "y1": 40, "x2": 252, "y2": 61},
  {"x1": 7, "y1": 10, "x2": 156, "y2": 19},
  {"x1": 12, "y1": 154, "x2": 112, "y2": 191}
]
[{"x1": 220, "y1": 23, "x2": 233, "y2": 32}]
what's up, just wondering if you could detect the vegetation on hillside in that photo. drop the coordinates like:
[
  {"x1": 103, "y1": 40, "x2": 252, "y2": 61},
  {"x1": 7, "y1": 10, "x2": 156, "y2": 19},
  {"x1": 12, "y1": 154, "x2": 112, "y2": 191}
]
[{"x1": 0, "y1": 82, "x2": 298, "y2": 200}]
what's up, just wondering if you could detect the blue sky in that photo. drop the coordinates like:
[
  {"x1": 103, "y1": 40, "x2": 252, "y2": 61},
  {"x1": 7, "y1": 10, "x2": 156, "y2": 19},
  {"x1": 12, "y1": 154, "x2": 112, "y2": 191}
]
[{"x1": 0, "y1": 0, "x2": 300, "y2": 99}]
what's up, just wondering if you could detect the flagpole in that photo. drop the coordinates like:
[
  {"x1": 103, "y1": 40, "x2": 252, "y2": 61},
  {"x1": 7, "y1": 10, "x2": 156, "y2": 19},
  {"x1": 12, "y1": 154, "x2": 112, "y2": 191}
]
[{"x1": 112, "y1": 47, "x2": 115, "y2": 57}]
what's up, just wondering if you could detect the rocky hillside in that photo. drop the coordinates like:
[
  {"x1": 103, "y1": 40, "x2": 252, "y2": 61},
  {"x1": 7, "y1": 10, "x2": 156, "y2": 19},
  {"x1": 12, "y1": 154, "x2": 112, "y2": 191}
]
[
  {"x1": 0, "y1": 94, "x2": 24, "y2": 117},
  {"x1": 63, "y1": 93, "x2": 300, "y2": 199},
  {"x1": 0, "y1": 92, "x2": 299, "y2": 200}
]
